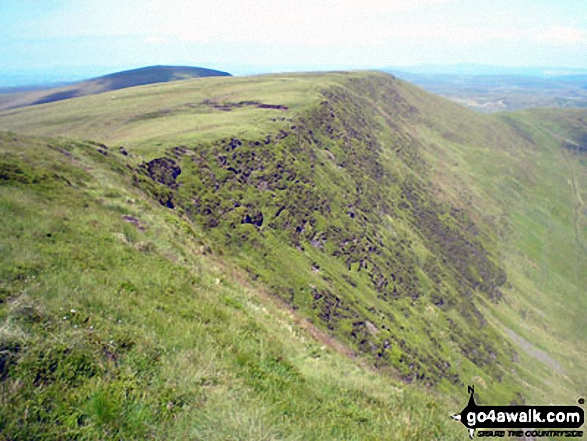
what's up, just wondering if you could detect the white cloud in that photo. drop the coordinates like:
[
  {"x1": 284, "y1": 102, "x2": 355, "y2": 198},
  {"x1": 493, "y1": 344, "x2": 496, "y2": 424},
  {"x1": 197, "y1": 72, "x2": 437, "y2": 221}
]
[
  {"x1": 19, "y1": 0, "x2": 587, "y2": 62},
  {"x1": 6, "y1": 0, "x2": 587, "y2": 70},
  {"x1": 25, "y1": 0, "x2": 457, "y2": 47},
  {"x1": 382, "y1": 24, "x2": 527, "y2": 44},
  {"x1": 131, "y1": 0, "x2": 523, "y2": 48},
  {"x1": 537, "y1": 26, "x2": 587, "y2": 45}
]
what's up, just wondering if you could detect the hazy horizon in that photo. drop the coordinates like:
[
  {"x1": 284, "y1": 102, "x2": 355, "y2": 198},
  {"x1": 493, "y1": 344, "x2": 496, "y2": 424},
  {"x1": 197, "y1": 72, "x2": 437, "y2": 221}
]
[{"x1": 2, "y1": 62, "x2": 587, "y2": 90}]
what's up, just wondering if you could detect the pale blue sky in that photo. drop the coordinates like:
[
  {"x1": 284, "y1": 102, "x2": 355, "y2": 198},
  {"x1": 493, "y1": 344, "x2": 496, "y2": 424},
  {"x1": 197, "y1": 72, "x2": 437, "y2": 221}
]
[{"x1": 1, "y1": 0, "x2": 586, "y2": 84}]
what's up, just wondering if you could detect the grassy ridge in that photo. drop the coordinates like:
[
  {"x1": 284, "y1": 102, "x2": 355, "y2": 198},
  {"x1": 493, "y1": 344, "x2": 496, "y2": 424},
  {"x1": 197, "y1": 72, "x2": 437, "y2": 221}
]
[
  {"x1": 0, "y1": 71, "x2": 585, "y2": 438},
  {"x1": 117, "y1": 73, "x2": 520, "y2": 398},
  {"x1": 0, "y1": 132, "x2": 463, "y2": 439}
]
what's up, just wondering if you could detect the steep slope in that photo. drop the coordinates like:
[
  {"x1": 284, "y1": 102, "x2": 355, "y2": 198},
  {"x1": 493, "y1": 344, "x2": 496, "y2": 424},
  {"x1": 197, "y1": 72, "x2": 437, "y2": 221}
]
[
  {"x1": 0, "y1": 71, "x2": 585, "y2": 437},
  {"x1": 0, "y1": 132, "x2": 461, "y2": 439},
  {"x1": 0, "y1": 65, "x2": 231, "y2": 111}
]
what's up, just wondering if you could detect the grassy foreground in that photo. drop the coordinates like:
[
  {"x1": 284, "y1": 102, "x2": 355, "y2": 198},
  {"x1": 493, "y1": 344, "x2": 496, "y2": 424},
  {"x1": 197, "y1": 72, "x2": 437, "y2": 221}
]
[{"x1": 0, "y1": 132, "x2": 462, "y2": 439}]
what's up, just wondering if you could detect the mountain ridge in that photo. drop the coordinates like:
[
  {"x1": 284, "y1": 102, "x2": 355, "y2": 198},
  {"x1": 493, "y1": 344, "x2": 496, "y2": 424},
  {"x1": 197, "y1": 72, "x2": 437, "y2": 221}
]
[{"x1": 0, "y1": 70, "x2": 585, "y2": 439}]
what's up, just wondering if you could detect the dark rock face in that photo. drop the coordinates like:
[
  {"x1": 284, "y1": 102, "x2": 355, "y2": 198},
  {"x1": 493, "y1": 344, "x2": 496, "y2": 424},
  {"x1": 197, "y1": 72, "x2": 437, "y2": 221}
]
[
  {"x1": 242, "y1": 211, "x2": 264, "y2": 227},
  {"x1": 140, "y1": 157, "x2": 181, "y2": 189},
  {"x1": 131, "y1": 76, "x2": 512, "y2": 388},
  {"x1": 134, "y1": 157, "x2": 181, "y2": 209}
]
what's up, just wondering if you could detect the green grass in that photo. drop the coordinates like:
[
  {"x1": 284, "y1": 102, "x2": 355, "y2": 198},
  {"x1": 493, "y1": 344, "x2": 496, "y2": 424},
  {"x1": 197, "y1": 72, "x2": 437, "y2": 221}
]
[
  {"x1": 411, "y1": 97, "x2": 587, "y2": 402},
  {"x1": 0, "y1": 73, "x2": 338, "y2": 152},
  {"x1": 0, "y1": 70, "x2": 585, "y2": 439},
  {"x1": 0, "y1": 132, "x2": 464, "y2": 439}
]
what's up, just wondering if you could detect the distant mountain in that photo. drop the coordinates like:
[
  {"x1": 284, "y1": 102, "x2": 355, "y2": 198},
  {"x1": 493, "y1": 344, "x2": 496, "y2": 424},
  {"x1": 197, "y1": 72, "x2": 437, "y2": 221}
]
[{"x1": 0, "y1": 65, "x2": 231, "y2": 111}]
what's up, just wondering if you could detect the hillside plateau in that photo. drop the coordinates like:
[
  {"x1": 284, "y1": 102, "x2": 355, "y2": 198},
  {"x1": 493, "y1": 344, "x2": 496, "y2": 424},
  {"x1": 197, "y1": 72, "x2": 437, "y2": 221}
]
[{"x1": 0, "y1": 65, "x2": 231, "y2": 112}]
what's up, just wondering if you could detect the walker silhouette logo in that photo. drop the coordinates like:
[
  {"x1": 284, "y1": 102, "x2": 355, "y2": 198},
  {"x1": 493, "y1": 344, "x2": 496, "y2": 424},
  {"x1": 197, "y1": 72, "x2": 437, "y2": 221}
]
[{"x1": 451, "y1": 386, "x2": 585, "y2": 439}]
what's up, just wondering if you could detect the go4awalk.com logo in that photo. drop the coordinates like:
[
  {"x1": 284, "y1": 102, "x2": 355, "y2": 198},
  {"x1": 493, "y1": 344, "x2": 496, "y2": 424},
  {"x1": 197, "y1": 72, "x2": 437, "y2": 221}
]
[{"x1": 451, "y1": 386, "x2": 585, "y2": 439}]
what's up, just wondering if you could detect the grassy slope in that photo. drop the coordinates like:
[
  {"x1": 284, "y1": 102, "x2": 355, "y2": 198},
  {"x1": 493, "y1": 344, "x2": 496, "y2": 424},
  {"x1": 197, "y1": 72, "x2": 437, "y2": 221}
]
[
  {"x1": 0, "y1": 65, "x2": 231, "y2": 112},
  {"x1": 400, "y1": 87, "x2": 587, "y2": 401},
  {"x1": 0, "y1": 71, "x2": 585, "y2": 437},
  {"x1": 0, "y1": 132, "x2": 461, "y2": 440},
  {"x1": 491, "y1": 110, "x2": 587, "y2": 396}
]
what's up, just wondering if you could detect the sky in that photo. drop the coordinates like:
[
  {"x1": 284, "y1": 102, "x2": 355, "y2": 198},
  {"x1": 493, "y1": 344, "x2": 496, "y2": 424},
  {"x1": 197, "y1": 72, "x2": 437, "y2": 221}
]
[{"x1": 1, "y1": 0, "x2": 586, "y2": 85}]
